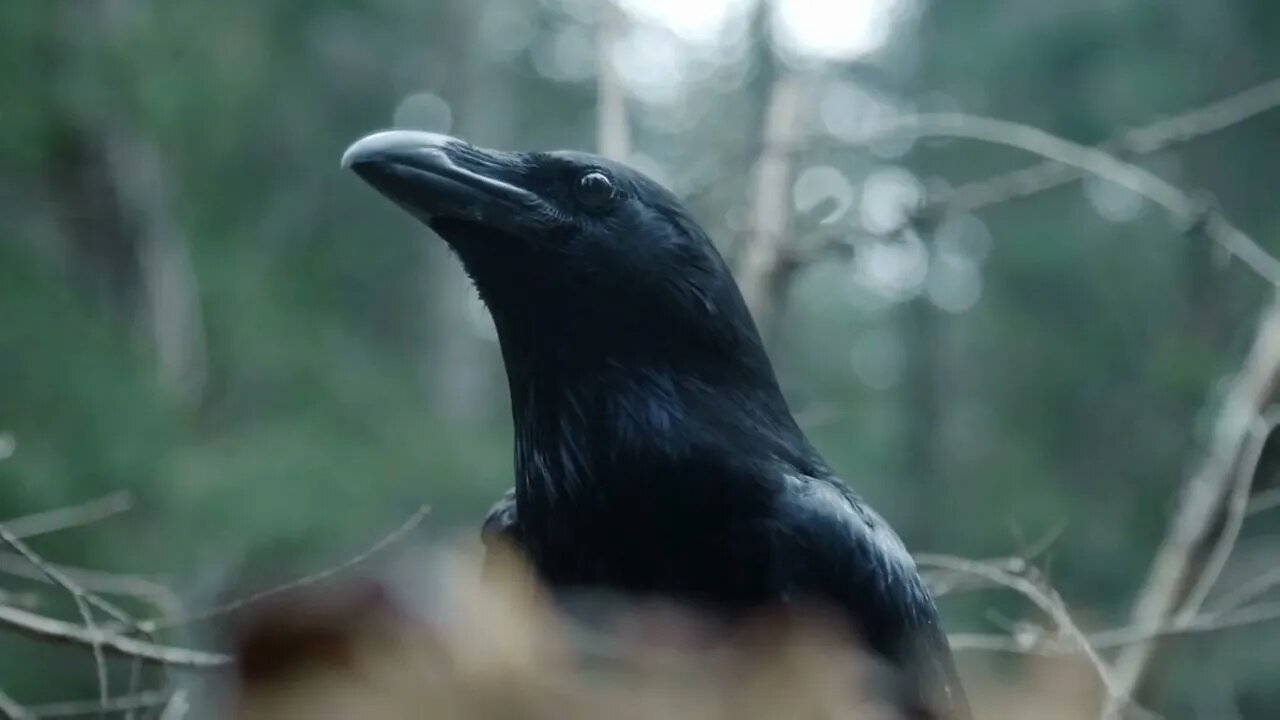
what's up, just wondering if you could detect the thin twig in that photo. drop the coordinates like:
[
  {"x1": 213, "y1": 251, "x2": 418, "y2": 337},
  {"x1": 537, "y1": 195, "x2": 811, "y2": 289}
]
[
  {"x1": 1246, "y1": 487, "x2": 1280, "y2": 516},
  {"x1": 0, "y1": 604, "x2": 227, "y2": 669},
  {"x1": 123, "y1": 659, "x2": 143, "y2": 720},
  {"x1": 0, "y1": 552, "x2": 180, "y2": 617},
  {"x1": 0, "y1": 589, "x2": 40, "y2": 610},
  {"x1": 930, "y1": 78, "x2": 1280, "y2": 219},
  {"x1": 1104, "y1": 301, "x2": 1280, "y2": 717},
  {"x1": 0, "y1": 531, "x2": 139, "y2": 629},
  {"x1": 26, "y1": 691, "x2": 169, "y2": 719},
  {"x1": 1, "y1": 492, "x2": 134, "y2": 540},
  {"x1": 1178, "y1": 412, "x2": 1280, "y2": 619},
  {"x1": 949, "y1": 600, "x2": 1280, "y2": 656},
  {"x1": 1092, "y1": 601, "x2": 1280, "y2": 650},
  {"x1": 915, "y1": 556, "x2": 1118, "y2": 696},
  {"x1": 0, "y1": 523, "x2": 114, "y2": 708},
  {"x1": 155, "y1": 690, "x2": 187, "y2": 720},
  {"x1": 141, "y1": 504, "x2": 430, "y2": 631},
  {"x1": 1211, "y1": 564, "x2": 1280, "y2": 612},
  {"x1": 845, "y1": 113, "x2": 1280, "y2": 287}
]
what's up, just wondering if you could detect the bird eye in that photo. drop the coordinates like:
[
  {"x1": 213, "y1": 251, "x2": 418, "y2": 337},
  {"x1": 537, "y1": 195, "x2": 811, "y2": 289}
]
[{"x1": 575, "y1": 171, "x2": 615, "y2": 209}]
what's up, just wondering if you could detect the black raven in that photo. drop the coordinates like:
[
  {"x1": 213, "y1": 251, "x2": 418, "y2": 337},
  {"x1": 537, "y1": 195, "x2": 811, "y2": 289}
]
[{"x1": 342, "y1": 131, "x2": 969, "y2": 719}]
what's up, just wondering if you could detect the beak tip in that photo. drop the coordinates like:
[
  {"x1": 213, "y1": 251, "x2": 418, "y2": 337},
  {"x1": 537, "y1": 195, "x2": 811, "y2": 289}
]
[{"x1": 341, "y1": 130, "x2": 457, "y2": 171}]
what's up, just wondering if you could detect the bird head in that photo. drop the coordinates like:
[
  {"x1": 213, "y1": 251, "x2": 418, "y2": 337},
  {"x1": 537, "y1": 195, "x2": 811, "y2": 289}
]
[{"x1": 342, "y1": 131, "x2": 770, "y2": 383}]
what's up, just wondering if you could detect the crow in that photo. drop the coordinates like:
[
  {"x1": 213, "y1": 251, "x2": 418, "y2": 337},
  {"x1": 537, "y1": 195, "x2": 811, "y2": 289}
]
[{"x1": 342, "y1": 131, "x2": 970, "y2": 719}]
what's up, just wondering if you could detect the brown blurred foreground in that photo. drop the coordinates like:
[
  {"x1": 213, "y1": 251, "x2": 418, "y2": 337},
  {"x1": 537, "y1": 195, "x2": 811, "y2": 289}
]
[{"x1": 225, "y1": 545, "x2": 1102, "y2": 720}]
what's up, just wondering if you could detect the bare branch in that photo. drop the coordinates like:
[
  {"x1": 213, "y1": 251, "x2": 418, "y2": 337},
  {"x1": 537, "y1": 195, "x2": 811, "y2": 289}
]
[
  {"x1": 932, "y1": 78, "x2": 1280, "y2": 219},
  {"x1": 916, "y1": 555, "x2": 1121, "y2": 702},
  {"x1": 1104, "y1": 302, "x2": 1280, "y2": 717},
  {"x1": 949, "y1": 600, "x2": 1280, "y2": 658},
  {"x1": 0, "y1": 523, "x2": 119, "y2": 706},
  {"x1": 0, "y1": 525, "x2": 140, "y2": 630},
  {"x1": 0, "y1": 604, "x2": 226, "y2": 669},
  {"x1": 26, "y1": 692, "x2": 168, "y2": 719},
  {"x1": 1177, "y1": 412, "x2": 1280, "y2": 619},
  {"x1": 141, "y1": 504, "x2": 430, "y2": 631},
  {"x1": 0, "y1": 589, "x2": 40, "y2": 610},
  {"x1": 0, "y1": 552, "x2": 180, "y2": 618},
  {"x1": 0, "y1": 492, "x2": 133, "y2": 540},
  {"x1": 846, "y1": 113, "x2": 1280, "y2": 287},
  {"x1": 155, "y1": 690, "x2": 188, "y2": 720},
  {"x1": 1092, "y1": 601, "x2": 1280, "y2": 650},
  {"x1": 0, "y1": 687, "x2": 34, "y2": 720},
  {"x1": 1246, "y1": 487, "x2": 1280, "y2": 517},
  {"x1": 1212, "y1": 565, "x2": 1280, "y2": 612}
]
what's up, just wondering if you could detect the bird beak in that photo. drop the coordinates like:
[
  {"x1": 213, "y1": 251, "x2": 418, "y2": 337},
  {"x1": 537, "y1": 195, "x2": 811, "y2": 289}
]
[{"x1": 342, "y1": 130, "x2": 542, "y2": 230}]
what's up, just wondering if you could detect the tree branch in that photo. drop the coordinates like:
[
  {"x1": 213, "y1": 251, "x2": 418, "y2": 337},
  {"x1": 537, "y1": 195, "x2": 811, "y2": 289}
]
[
  {"x1": 1177, "y1": 412, "x2": 1280, "y2": 619},
  {"x1": 0, "y1": 524, "x2": 125, "y2": 706},
  {"x1": 26, "y1": 691, "x2": 169, "y2": 719},
  {"x1": 0, "y1": 604, "x2": 227, "y2": 669},
  {"x1": 931, "y1": 78, "x2": 1280, "y2": 219},
  {"x1": 835, "y1": 113, "x2": 1280, "y2": 287},
  {"x1": 0, "y1": 687, "x2": 33, "y2": 720},
  {"x1": 0, "y1": 552, "x2": 180, "y2": 618},
  {"x1": 0, "y1": 492, "x2": 133, "y2": 540},
  {"x1": 139, "y1": 504, "x2": 429, "y2": 632},
  {"x1": 1103, "y1": 302, "x2": 1280, "y2": 717}
]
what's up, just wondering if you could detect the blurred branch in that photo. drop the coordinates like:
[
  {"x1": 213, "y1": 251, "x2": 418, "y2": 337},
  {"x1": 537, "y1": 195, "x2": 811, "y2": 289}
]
[
  {"x1": 1176, "y1": 412, "x2": 1280, "y2": 619},
  {"x1": 1104, "y1": 302, "x2": 1280, "y2": 718},
  {"x1": 1246, "y1": 487, "x2": 1280, "y2": 516},
  {"x1": 948, "y1": 599, "x2": 1280, "y2": 655},
  {"x1": 917, "y1": 555, "x2": 1122, "y2": 706},
  {"x1": 596, "y1": 0, "x2": 630, "y2": 161},
  {"x1": 821, "y1": 112, "x2": 1280, "y2": 287},
  {"x1": 0, "y1": 503, "x2": 428, "y2": 683},
  {"x1": 0, "y1": 688, "x2": 33, "y2": 720},
  {"x1": 26, "y1": 691, "x2": 169, "y2": 719},
  {"x1": 156, "y1": 690, "x2": 188, "y2": 720},
  {"x1": 0, "y1": 589, "x2": 40, "y2": 610},
  {"x1": 1, "y1": 491, "x2": 133, "y2": 540},
  {"x1": 102, "y1": 129, "x2": 209, "y2": 405},
  {"x1": 0, "y1": 523, "x2": 125, "y2": 706},
  {"x1": 137, "y1": 504, "x2": 430, "y2": 632},
  {"x1": 0, "y1": 552, "x2": 181, "y2": 617},
  {"x1": 1213, "y1": 565, "x2": 1280, "y2": 611},
  {"x1": 1092, "y1": 601, "x2": 1280, "y2": 649},
  {"x1": 0, "y1": 524, "x2": 143, "y2": 631},
  {"x1": 734, "y1": 74, "x2": 811, "y2": 335},
  {"x1": 920, "y1": 78, "x2": 1280, "y2": 221},
  {"x1": 0, "y1": 603, "x2": 227, "y2": 669}
]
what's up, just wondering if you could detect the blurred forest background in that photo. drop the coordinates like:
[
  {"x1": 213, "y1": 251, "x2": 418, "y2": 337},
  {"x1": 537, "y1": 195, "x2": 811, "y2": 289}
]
[{"x1": 3, "y1": 0, "x2": 1280, "y2": 717}]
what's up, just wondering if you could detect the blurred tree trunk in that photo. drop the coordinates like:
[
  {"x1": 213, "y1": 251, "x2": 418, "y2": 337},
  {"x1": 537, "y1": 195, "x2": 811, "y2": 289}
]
[
  {"x1": 418, "y1": 0, "x2": 505, "y2": 423},
  {"x1": 102, "y1": 127, "x2": 208, "y2": 405},
  {"x1": 45, "y1": 0, "x2": 207, "y2": 404},
  {"x1": 596, "y1": 0, "x2": 630, "y2": 162}
]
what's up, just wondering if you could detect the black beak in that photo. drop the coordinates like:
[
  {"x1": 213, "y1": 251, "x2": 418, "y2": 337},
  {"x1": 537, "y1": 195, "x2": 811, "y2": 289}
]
[{"x1": 341, "y1": 131, "x2": 541, "y2": 229}]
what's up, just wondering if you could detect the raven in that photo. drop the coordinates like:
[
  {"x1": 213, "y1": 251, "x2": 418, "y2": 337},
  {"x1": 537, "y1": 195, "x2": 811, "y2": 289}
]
[{"x1": 343, "y1": 131, "x2": 969, "y2": 719}]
